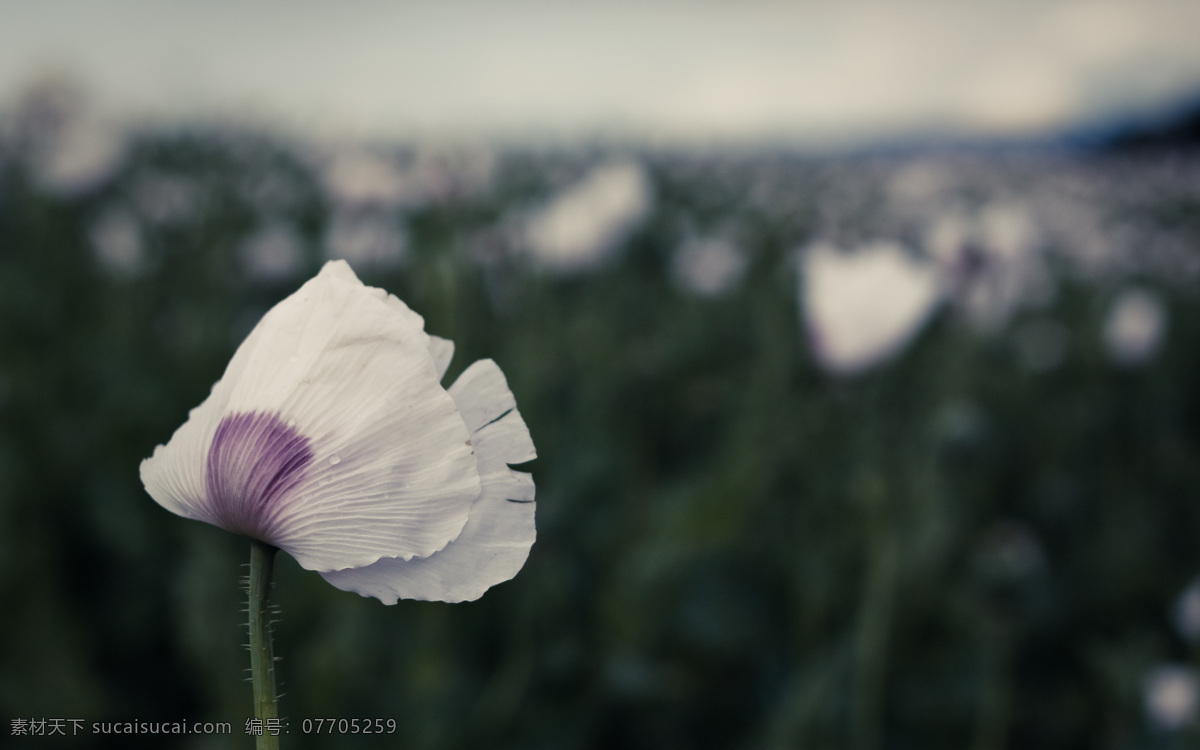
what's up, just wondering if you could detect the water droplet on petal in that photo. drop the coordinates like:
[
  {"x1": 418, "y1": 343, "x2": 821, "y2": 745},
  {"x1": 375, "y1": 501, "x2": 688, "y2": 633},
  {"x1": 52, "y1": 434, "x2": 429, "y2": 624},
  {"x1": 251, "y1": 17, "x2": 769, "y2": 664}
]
[
  {"x1": 328, "y1": 454, "x2": 341, "y2": 466},
  {"x1": 286, "y1": 418, "x2": 297, "y2": 428}
]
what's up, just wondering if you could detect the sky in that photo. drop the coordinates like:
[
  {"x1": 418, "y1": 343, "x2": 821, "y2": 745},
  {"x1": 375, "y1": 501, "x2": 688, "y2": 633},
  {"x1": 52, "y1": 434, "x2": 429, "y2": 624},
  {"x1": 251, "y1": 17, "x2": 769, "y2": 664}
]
[{"x1": 3, "y1": 0, "x2": 1200, "y2": 148}]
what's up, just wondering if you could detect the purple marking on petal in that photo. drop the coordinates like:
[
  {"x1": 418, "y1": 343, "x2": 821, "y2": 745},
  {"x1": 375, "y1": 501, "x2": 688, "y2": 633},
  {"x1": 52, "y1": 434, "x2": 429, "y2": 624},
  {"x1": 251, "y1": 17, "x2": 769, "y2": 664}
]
[{"x1": 205, "y1": 411, "x2": 314, "y2": 542}]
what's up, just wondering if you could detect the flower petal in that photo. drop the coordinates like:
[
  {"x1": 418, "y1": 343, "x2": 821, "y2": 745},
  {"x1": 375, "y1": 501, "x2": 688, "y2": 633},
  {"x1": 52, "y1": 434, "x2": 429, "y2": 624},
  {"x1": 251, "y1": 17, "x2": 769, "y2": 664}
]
[
  {"x1": 428, "y1": 335, "x2": 455, "y2": 380},
  {"x1": 141, "y1": 260, "x2": 479, "y2": 572},
  {"x1": 448, "y1": 359, "x2": 517, "y2": 435},
  {"x1": 321, "y1": 359, "x2": 536, "y2": 603}
]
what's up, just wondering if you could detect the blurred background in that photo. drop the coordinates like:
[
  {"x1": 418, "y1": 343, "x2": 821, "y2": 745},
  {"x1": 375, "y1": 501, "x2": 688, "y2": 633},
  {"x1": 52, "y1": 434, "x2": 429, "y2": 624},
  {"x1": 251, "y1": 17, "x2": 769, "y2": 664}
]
[{"x1": 3, "y1": 2, "x2": 1200, "y2": 748}]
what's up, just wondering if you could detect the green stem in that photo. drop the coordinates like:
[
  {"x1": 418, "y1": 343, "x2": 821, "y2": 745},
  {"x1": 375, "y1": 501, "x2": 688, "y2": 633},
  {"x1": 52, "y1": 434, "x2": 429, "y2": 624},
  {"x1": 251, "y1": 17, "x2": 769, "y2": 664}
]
[
  {"x1": 248, "y1": 539, "x2": 280, "y2": 750},
  {"x1": 850, "y1": 530, "x2": 900, "y2": 750},
  {"x1": 848, "y1": 471, "x2": 900, "y2": 750}
]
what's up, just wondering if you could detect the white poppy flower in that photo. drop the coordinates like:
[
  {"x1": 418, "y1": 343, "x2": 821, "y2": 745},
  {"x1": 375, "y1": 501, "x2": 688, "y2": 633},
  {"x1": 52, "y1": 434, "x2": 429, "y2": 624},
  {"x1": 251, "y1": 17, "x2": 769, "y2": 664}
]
[
  {"x1": 523, "y1": 160, "x2": 653, "y2": 275},
  {"x1": 670, "y1": 237, "x2": 747, "y2": 297},
  {"x1": 140, "y1": 260, "x2": 535, "y2": 603},
  {"x1": 1103, "y1": 287, "x2": 1167, "y2": 366},
  {"x1": 1144, "y1": 665, "x2": 1199, "y2": 732},
  {"x1": 800, "y1": 240, "x2": 943, "y2": 375}
]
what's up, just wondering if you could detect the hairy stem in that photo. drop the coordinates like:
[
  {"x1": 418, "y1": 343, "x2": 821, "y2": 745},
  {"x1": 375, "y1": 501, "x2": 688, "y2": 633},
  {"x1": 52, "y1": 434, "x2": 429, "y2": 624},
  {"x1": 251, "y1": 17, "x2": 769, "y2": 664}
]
[{"x1": 248, "y1": 539, "x2": 280, "y2": 750}]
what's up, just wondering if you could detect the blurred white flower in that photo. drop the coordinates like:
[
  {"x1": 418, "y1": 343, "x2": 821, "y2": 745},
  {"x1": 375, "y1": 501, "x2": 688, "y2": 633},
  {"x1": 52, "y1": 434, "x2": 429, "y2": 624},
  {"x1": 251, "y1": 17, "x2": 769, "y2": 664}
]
[
  {"x1": 10, "y1": 75, "x2": 126, "y2": 196},
  {"x1": 1103, "y1": 287, "x2": 1166, "y2": 366},
  {"x1": 323, "y1": 210, "x2": 409, "y2": 271},
  {"x1": 523, "y1": 160, "x2": 652, "y2": 274},
  {"x1": 924, "y1": 209, "x2": 971, "y2": 266},
  {"x1": 321, "y1": 150, "x2": 412, "y2": 209},
  {"x1": 141, "y1": 261, "x2": 536, "y2": 603},
  {"x1": 239, "y1": 222, "x2": 305, "y2": 282},
  {"x1": 318, "y1": 146, "x2": 494, "y2": 210},
  {"x1": 979, "y1": 201, "x2": 1038, "y2": 261},
  {"x1": 925, "y1": 202, "x2": 1052, "y2": 329},
  {"x1": 800, "y1": 240, "x2": 943, "y2": 374},
  {"x1": 1144, "y1": 665, "x2": 1199, "y2": 732},
  {"x1": 32, "y1": 118, "x2": 125, "y2": 196},
  {"x1": 670, "y1": 237, "x2": 747, "y2": 297},
  {"x1": 89, "y1": 208, "x2": 144, "y2": 277},
  {"x1": 1173, "y1": 576, "x2": 1200, "y2": 642}
]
